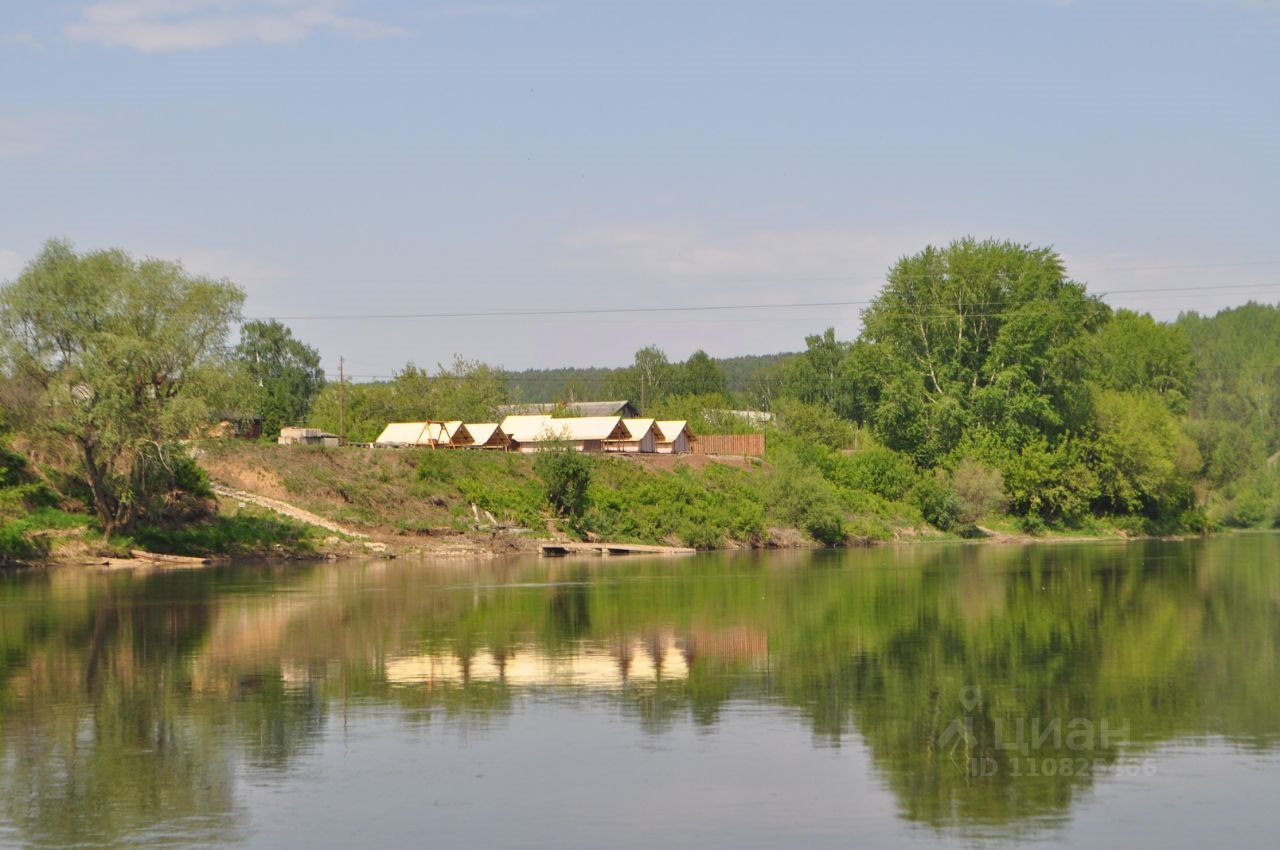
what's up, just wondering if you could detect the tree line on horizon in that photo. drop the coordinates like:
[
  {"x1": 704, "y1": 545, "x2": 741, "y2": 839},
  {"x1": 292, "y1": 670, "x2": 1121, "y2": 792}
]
[{"x1": 2, "y1": 237, "x2": 1278, "y2": 550}]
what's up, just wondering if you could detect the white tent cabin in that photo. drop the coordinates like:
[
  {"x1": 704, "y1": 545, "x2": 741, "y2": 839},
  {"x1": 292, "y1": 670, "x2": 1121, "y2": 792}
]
[
  {"x1": 441, "y1": 421, "x2": 473, "y2": 448},
  {"x1": 499, "y1": 415, "x2": 553, "y2": 444},
  {"x1": 605, "y1": 418, "x2": 658, "y2": 453},
  {"x1": 373, "y1": 422, "x2": 450, "y2": 448},
  {"x1": 463, "y1": 423, "x2": 512, "y2": 450},
  {"x1": 655, "y1": 421, "x2": 694, "y2": 454},
  {"x1": 500, "y1": 415, "x2": 631, "y2": 452}
]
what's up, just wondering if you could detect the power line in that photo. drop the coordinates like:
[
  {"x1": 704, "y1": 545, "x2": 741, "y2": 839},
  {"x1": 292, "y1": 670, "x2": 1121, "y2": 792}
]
[{"x1": 253, "y1": 281, "x2": 1280, "y2": 323}]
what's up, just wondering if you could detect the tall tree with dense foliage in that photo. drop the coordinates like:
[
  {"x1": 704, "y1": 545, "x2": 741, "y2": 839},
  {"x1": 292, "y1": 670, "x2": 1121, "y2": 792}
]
[
  {"x1": 678, "y1": 349, "x2": 728, "y2": 397},
  {"x1": 782, "y1": 328, "x2": 851, "y2": 414},
  {"x1": 609, "y1": 346, "x2": 675, "y2": 413},
  {"x1": 235, "y1": 319, "x2": 325, "y2": 438},
  {"x1": 0, "y1": 240, "x2": 244, "y2": 535},
  {"x1": 847, "y1": 238, "x2": 1110, "y2": 464},
  {"x1": 308, "y1": 357, "x2": 510, "y2": 442},
  {"x1": 1092, "y1": 310, "x2": 1194, "y2": 411}
]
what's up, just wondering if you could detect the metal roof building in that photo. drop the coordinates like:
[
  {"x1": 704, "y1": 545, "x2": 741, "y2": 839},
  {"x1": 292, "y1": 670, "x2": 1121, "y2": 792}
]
[{"x1": 498, "y1": 400, "x2": 640, "y2": 418}]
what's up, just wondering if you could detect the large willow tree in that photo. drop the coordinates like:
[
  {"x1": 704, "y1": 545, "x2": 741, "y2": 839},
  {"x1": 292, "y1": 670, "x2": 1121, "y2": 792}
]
[
  {"x1": 847, "y1": 238, "x2": 1111, "y2": 464},
  {"x1": 0, "y1": 240, "x2": 244, "y2": 535}
]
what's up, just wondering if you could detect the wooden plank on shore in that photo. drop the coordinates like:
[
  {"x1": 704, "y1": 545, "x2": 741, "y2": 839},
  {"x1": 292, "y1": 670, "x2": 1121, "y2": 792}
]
[{"x1": 540, "y1": 541, "x2": 696, "y2": 557}]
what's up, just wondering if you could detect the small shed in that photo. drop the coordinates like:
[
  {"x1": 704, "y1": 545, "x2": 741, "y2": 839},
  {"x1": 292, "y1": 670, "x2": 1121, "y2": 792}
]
[
  {"x1": 278, "y1": 426, "x2": 340, "y2": 447},
  {"x1": 606, "y1": 418, "x2": 658, "y2": 453},
  {"x1": 655, "y1": 421, "x2": 694, "y2": 454},
  {"x1": 464, "y1": 423, "x2": 513, "y2": 450}
]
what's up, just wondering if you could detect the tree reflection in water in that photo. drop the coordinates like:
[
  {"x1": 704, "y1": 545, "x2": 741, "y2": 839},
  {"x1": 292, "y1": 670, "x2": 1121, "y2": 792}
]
[{"x1": 0, "y1": 535, "x2": 1277, "y2": 845}]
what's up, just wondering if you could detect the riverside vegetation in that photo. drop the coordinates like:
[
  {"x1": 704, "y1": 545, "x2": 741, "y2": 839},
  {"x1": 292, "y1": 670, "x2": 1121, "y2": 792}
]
[{"x1": 3, "y1": 237, "x2": 1280, "y2": 563}]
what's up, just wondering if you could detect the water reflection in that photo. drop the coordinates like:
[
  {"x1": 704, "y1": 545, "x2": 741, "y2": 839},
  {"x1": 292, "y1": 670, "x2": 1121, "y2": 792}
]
[{"x1": 1, "y1": 535, "x2": 1278, "y2": 848}]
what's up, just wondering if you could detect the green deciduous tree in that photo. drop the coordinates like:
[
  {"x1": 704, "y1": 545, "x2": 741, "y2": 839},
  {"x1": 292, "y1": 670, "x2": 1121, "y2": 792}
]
[
  {"x1": 307, "y1": 357, "x2": 510, "y2": 442},
  {"x1": 768, "y1": 451, "x2": 846, "y2": 545},
  {"x1": 235, "y1": 319, "x2": 325, "y2": 438},
  {"x1": 781, "y1": 328, "x2": 851, "y2": 413},
  {"x1": 1092, "y1": 310, "x2": 1194, "y2": 411},
  {"x1": 677, "y1": 349, "x2": 728, "y2": 397},
  {"x1": 849, "y1": 239, "x2": 1110, "y2": 464},
  {"x1": 534, "y1": 448, "x2": 592, "y2": 519},
  {"x1": 0, "y1": 240, "x2": 244, "y2": 535},
  {"x1": 609, "y1": 346, "x2": 676, "y2": 413},
  {"x1": 1087, "y1": 389, "x2": 1200, "y2": 520}
]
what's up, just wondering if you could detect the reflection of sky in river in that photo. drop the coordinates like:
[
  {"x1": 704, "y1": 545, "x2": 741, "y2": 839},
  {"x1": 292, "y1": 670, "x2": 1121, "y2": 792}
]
[{"x1": 232, "y1": 703, "x2": 1280, "y2": 850}]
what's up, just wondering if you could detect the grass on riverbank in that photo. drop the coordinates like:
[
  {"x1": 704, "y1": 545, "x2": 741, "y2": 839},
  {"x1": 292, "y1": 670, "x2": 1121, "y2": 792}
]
[
  {"x1": 2, "y1": 485, "x2": 318, "y2": 566},
  {"x1": 198, "y1": 441, "x2": 927, "y2": 549},
  {"x1": 121, "y1": 509, "x2": 320, "y2": 559}
]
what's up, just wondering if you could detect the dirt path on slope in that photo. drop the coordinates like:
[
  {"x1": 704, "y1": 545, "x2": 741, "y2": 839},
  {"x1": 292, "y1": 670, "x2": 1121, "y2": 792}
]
[{"x1": 211, "y1": 483, "x2": 369, "y2": 539}]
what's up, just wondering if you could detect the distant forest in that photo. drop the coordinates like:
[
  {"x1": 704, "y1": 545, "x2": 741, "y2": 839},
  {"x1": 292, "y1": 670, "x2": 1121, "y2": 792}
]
[{"x1": 505, "y1": 352, "x2": 793, "y2": 403}]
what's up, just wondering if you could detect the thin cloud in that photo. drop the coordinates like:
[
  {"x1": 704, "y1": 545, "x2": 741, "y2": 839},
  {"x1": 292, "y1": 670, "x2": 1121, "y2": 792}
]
[
  {"x1": 65, "y1": 0, "x2": 406, "y2": 52},
  {"x1": 560, "y1": 221, "x2": 945, "y2": 300},
  {"x1": 429, "y1": 3, "x2": 537, "y2": 19}
]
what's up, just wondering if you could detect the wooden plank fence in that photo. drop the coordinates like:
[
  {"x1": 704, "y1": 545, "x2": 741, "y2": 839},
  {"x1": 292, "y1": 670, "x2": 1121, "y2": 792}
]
[{"x1": 692, "y1": 433, "x2": 765, "y2": 457}]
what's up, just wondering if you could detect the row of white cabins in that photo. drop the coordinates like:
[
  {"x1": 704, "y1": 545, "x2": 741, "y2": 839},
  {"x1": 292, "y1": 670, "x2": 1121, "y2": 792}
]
[{"x1": 370, "y1": 414, "x2": 695, "y2": 454}]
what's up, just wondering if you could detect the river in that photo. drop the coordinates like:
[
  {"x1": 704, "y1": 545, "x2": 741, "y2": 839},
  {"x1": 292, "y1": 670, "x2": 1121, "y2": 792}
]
[{"x1": 1, "y1": 535, "x2": 1278, "y2": 848}]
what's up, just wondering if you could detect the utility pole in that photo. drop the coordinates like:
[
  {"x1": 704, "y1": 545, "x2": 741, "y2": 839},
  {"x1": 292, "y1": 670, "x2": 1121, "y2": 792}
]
[{"x1": 338, "y1": 356, "x2": 345, "y2": 446}]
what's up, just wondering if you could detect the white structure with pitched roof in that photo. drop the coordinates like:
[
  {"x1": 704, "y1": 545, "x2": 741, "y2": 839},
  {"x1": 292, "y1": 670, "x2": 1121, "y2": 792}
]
[
  {"x1": 463, "y1": 423, "x2": 512, "y2": 449},
  {"x1": 501, "y1": 415, "x2": 631, "y2": 452},
  {"x1": 373, "y1": 422, "x2": 450, "y2": 448},
  {"x1": 606, "y1": 418, "x2": 658, "y2": 453},
  {"x1": 655, "y1": 421, "x2": 694, "y2": 454}
]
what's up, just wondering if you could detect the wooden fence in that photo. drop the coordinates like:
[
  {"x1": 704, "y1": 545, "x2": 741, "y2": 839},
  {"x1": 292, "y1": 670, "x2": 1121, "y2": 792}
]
[{"x1": 692, "y1": 433, "x2": 765, "y2": 457}]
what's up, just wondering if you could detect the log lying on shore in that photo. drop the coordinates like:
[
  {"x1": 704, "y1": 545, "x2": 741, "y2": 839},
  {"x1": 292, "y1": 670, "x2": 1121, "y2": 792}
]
[
  {"x1": 89, "y1": 550, "x2": 215, "y2": 569},
  {"x1": 130, "y1": 550, "x2": 212, "y2": 566}
]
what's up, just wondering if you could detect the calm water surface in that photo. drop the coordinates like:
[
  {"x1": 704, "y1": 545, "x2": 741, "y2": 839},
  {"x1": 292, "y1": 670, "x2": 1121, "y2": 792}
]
[{"x1": 1, "y1": 536, "x2": 1278, "y2": 848}]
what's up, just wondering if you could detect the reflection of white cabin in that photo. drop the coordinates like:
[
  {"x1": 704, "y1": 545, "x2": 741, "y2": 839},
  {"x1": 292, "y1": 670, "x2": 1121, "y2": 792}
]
[
  {"x1": 383, "y1": 636, "x2": 689, "y2": 689},
  {"x1": 606, "y1": 418, "x2": 658, "y2": 453},
  {"x1": 373, "y1": 422, "x2": 449, "y2": 447},
  {"x1": 500, "y1": 415, "x2": 630, "y2": 452},
  {"x1": 655, "y1": 420, "x2": 694, "y2": 454}
]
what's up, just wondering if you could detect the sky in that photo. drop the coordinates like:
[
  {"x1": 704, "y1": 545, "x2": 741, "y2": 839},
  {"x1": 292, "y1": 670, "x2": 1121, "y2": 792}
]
[{"x1": 2, "y1": 0, "x2": 1278, "y2": 379}]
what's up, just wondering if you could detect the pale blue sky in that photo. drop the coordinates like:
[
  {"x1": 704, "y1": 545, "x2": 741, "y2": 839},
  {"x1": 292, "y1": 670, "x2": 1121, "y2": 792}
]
[{"x1": 2, "y1": 0, "x2": 1278, "y2": 377}]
